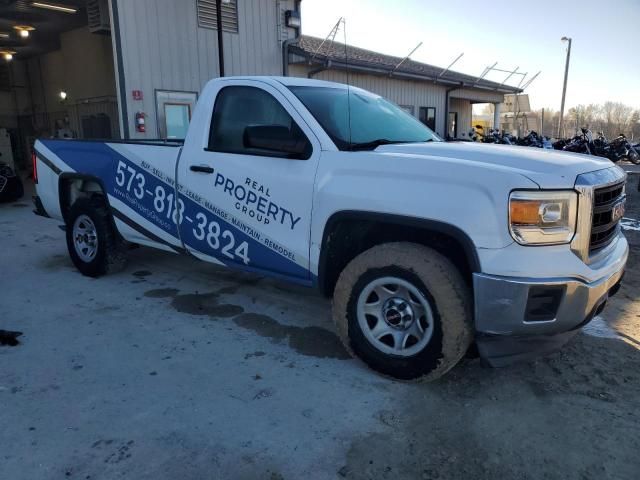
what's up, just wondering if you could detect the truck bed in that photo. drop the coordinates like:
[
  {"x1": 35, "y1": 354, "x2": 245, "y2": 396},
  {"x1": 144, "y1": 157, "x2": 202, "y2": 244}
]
[{"x1": 34, "y1": 138, "x2": 184, "y2": 252}]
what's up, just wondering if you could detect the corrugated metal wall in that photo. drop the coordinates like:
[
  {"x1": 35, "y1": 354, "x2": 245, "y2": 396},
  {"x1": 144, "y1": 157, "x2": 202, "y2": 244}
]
[
  {"x1": 112, "y1": 0, "x2": 296, "y2": 139},
  {"x1": 288, "y1": 65, "x2": 448, "y2": 137},
  {"x1": 449, "y1": 98, "x2": 472, "y2": 140}
]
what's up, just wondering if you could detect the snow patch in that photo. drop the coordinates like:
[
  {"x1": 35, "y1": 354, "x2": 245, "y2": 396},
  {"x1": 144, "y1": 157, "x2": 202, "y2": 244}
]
[
  {"x1": 582, "y1": 316, "x2": 621, "y2": 339},
  {"x1": 621, "y1": 217, "x2": 640, "y2": 232}
]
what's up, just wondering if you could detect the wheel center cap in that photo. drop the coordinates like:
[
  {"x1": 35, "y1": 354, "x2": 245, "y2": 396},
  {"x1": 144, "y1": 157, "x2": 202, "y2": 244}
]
[{"x1": 382, "y1": 298, "x2": 414, "y2": 329}]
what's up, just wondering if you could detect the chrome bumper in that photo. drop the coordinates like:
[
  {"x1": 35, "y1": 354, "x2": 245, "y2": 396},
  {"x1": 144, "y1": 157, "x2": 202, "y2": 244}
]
[{"x1": 473, "y1": 240, "x2": 628, "y2": 366}]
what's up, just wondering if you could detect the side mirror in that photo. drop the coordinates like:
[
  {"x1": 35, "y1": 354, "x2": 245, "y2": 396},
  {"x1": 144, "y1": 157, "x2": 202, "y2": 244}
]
[{"x1": 243, "y1": 125, "x2": 310, "y2": 159}]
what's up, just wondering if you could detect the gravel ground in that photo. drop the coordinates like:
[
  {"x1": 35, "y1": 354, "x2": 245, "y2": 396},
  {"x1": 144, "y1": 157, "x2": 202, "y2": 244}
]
[{"x1": 1, "y1": 176, "x2": 639, "y2": 480}]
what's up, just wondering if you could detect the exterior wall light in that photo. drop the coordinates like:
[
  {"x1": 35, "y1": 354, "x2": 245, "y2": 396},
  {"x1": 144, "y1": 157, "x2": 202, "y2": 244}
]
[
  {"x1": 59, "y1": 91, "x2": 67, "y2": 100},
  {"x1": 14, "y1": 25, "x2": 35, "y2": 38},
  {"x1": 1, "y1": 50, "x2": 16, "y2": 61}
]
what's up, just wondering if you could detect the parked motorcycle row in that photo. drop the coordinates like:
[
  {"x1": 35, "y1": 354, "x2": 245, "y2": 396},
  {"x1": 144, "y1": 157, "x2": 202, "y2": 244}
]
[
  {"x1": 552, "y1": 128, "x2": 640, "y2": 164},
  {"x1": 470, "y1": 127, "x2": 553, "y2": 148},
  {"x1": 469, "y1": 125, "x2": 639, "y2": 165}
]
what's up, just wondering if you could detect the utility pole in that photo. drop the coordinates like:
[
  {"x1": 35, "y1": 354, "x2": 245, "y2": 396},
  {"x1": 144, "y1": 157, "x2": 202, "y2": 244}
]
[
  {"x1": 216, "y1": 0, "x2": 225, "y2": 77},
  {"x1": 558, "y1": 37, "x2": 572, "y2": 138}
]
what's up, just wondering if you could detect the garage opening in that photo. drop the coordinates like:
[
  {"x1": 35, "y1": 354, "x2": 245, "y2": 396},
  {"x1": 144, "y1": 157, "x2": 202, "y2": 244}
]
[{"x1": 0, "y1": 0, "x2": 117, "y2": 172}]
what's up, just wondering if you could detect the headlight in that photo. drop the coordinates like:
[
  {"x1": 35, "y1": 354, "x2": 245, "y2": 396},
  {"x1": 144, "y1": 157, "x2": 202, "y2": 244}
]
[{"x1": 509, "y1": 190, "x2": 578, "y2": 245}]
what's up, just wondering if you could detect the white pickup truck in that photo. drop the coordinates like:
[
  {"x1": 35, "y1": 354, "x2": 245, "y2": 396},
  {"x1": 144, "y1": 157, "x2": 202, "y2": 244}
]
[{"x1": 33, "y1": 76, "x2": 628, "y2": 380}]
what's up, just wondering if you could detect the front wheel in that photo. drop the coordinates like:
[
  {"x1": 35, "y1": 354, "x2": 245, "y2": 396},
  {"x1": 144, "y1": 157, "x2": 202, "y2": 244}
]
[
  {"x1": 332, "y1": 242, "x2": 473, "y2": 381},
  {"x1": 627, "y1": 147, "x2": 640, "y2": 165},
  {"x1": 65, "y1": 197, "x2": 126, "y2": 277}
]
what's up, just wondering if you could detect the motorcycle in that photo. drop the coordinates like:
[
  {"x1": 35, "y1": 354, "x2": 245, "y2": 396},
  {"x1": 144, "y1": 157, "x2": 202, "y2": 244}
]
[
  {"x1": 517, "y1": 131, "x2": 544, "y2": 148},
  {"x1": 473, "y1": 125, "x2": 513, "y2": 145},
  {"x1": 590, "y1": 132, "x2": 639, "y2": 164},
  {"x1": 609, "y1": 134, "x2": 639, "y2": 164},
  {"x1": 561, "y1": 128, "x2": 594, "y2": 155}
]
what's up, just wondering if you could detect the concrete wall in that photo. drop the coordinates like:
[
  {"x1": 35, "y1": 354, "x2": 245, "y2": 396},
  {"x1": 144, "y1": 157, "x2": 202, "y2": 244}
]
[
  {"x1": 288, "y1": 64, "x2": 449, "y2": 137},
  {"x1": 112, "y1": 0, "x2": 298, "y2": 139}
]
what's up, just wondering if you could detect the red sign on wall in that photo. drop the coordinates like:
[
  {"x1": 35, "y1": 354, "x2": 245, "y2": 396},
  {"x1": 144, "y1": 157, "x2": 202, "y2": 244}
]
[{"x1": 132, "y1": 90, "x2": 143, "y2": 101}]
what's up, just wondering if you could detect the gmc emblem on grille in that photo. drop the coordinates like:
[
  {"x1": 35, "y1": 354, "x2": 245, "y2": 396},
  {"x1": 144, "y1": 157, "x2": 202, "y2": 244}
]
[{"x1": 612, "y1": 200, "x2": 626, "y2": 223}]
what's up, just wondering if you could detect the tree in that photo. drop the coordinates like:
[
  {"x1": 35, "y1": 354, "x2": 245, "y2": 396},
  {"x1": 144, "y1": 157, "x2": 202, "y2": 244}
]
[
  {"x1": 630, "y1": 110, "x2": 640, "y2": 141},
  {"x1": 538, "y1": 101, "x2": 637, "y2": 139}
]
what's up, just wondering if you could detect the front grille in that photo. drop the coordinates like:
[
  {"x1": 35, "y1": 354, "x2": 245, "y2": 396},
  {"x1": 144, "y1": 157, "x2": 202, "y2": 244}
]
[{"x1": 590, "y1": 181, "x2": 625, "y2": 253}]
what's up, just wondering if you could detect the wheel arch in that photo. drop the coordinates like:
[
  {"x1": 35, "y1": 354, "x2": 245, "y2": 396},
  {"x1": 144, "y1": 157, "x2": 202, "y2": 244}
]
[
  {"x1": 317, "y1": 210, "x2": 481, "y2": 297},
  {"x1": 59, "y1": 173, "x2": 110, "y2": 223}
]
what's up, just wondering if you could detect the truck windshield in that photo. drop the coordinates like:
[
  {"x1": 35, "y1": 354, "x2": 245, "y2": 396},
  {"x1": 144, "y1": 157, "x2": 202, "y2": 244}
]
[{"x1": 288, "y1": 86, "x2": 441, "y2": 150}]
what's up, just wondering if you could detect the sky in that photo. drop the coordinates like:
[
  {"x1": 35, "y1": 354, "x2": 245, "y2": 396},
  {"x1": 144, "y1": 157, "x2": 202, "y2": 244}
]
[{"x1": 300, "y1": 0, "x2": 640, "y2": 112}]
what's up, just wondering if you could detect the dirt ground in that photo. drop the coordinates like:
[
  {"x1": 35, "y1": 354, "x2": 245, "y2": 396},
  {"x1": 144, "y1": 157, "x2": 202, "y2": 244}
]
[{"x1": 1, "y1": 175, "x2": 639, "y2": 480}]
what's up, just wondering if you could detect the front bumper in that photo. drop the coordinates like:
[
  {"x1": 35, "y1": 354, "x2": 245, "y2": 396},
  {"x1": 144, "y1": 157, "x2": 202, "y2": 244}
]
[{"x1": 474, "y1": 238, "x2": 628, "y2": 366}]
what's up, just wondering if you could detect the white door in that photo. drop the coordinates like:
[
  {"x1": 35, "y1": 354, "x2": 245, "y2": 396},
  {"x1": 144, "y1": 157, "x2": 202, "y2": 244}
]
[{"x1": 176, "y1": 80, "x2": 321, "y2": 284}]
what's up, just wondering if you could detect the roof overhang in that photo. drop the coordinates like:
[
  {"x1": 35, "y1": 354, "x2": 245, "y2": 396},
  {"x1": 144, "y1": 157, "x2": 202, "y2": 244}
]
[{"x1": 288, "y1": 46, "x2": 523, "y2": 95}]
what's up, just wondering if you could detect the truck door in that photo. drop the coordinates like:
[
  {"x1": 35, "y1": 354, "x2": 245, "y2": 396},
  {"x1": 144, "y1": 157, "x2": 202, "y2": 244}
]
[{"x1": 176, "y1": 81, "x2": 320, "y2": 283}]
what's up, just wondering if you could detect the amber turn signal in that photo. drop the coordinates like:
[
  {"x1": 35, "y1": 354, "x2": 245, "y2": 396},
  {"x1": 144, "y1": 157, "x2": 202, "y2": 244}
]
[{"x1": 510, "y1": 200, "x2": 542, "y2": 225}]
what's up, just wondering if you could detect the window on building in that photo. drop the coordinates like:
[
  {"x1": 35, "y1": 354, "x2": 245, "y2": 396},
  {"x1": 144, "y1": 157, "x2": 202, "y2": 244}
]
[
  {"x1": 419, "y1": 107, "x2": 436, "y2": 131},
  {"x1": 399, "y1": 105, "x2": 414, "y2": 116},
  {"x1": 197, "y1": 0, "x2": 239, "y2": 33},
  {"x1": 165, "y1": 104, "x2": 191, "y2": 139},
  {"x1": 208, "y1": 86, "x2": 311, "y2": 158}
]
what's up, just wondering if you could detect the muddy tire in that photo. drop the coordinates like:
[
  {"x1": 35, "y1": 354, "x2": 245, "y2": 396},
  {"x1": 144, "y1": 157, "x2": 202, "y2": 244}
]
[
  {"x1": 332, "y1": 242, "x2": 472, "y2": 381},
  {"x1": 65, "y1": 197, "x2": 126, "y2": 277}
]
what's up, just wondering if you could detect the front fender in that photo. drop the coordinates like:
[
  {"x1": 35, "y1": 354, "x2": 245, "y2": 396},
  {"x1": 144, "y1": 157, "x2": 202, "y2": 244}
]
[{"x1": 311, "y1": 150, "x2": 537, "y2": 257}]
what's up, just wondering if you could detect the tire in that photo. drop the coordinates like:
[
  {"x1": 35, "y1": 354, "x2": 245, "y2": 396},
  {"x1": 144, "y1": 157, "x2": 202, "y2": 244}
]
[
  {"x1": 65, "y1": 196, "x2": 126, "y2": 277},
  {"x1": 332, "y1": 242, "x2": 473, "y2": 381},
  {"x1": 628, "y1": 147, "x2": 640, "y2": 165}
]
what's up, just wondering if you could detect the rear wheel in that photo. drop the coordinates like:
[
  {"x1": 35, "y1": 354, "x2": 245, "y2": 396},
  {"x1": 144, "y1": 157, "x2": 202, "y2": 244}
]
[
  {"x1": 332, "y1": 242, "x2": 473, "y2": 381},
  {"x1": 65, "y1": 197, "x2": 126, "y2": 277}
]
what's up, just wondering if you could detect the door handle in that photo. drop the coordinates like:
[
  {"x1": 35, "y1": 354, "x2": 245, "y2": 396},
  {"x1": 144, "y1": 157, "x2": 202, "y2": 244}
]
[{"x1": 190, "y1": 165, "x2": 214, "y2": 174}]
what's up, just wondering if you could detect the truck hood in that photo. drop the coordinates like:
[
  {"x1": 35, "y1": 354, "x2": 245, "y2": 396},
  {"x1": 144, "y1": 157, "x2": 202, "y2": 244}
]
[{"x1": 375, "y1": 141, "x2": 615, "y2": 188}]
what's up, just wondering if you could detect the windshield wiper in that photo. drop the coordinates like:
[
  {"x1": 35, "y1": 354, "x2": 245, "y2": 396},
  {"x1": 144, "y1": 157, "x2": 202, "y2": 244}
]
[
  {"x1": 348, "y1": 139, "x2": 433, "y2": 151},
  {"x1": 348, "y1": 139, "x2": 415, "y2": 151}
]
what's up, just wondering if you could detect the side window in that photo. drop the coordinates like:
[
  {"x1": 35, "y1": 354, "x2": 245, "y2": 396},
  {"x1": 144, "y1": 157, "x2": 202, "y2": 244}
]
[
  {"x1": 419, "y1": 107, "x2": 436, "y2": 131},
  {"x1": 399, "y1": 105, "x2": 415, "y2": 116},
  {"x1": 208, "y1": 86, "x2": 312, "y2": 159}
]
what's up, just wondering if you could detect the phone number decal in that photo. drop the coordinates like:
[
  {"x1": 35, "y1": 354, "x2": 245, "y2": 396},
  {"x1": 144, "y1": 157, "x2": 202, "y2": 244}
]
[{"x1": 113, "y1": 160, "x2": 250, "y2": 265}]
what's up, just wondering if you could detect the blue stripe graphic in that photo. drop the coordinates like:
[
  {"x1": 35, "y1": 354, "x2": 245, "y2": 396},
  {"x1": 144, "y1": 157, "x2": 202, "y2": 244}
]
[{"x1": 41, "y1": 140, "x2": 310, "y2": 282}]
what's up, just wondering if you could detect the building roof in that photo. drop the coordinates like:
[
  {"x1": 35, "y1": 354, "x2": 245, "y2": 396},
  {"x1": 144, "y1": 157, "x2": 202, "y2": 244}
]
[{"x1": 289, "y1": 35, "x2": 522, "y2": 93}]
